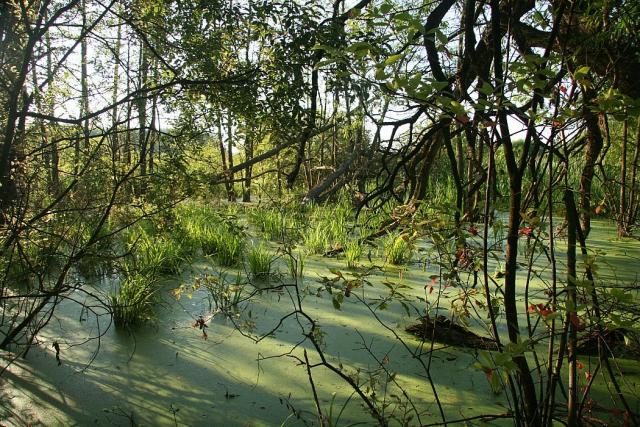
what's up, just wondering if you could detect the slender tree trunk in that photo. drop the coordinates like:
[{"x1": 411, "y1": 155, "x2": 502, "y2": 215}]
[
  {"x1": 124, "y1": 37, "x2": 132, "y2": 168},
  {"x1": 216, "y1": 110, "x2": 232, "y2": 198},
  {"x1": 0, "y1": 12, "x2": 41, "y2": 213},
  {"x1": 148, "y1": 89, "x2": 157, "y2": 174},
  {"x1": 332, "y1": 90, "x2": 338, "y2": 168},
  {"x1": 78, "y1": 0, "x2": 89, "y2": 176},
  {"x1": 243, "y1": 122, "x2": 253, "y2": 202},
  {"x1": 490, "y1": 0, "x2": 539, "y2": 422},
  {"x1": 31, "y1": 29, "x2": 56, "y2": 194},
  {"x1": 565, "y1": 190, "x2": 579, "y2": 426},
  {"x1": 628, "y1": 118, "x2": 640, "y2": 226},
  {"x1": 226, "y1": 110, "x2": 235, "y2": 201},
  {"x1": 47, "y1": 24, "x2": 59, "y2": 193},
  {"x1": 137, "y1": 41, "x2": 148, "y2": 191},
  {"x1": 110, "y1": 11, "x2": 122, "y2": 170},
  {"x1": 618, "y1": 117, "x2": 628, "y2": 236},
  {"x1": 579, "y1": 90, "x2": 604, "y2": 237}
]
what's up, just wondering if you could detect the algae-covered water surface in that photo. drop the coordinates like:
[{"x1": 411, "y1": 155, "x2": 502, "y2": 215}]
[{"x1": 2, "y1": 213, "x2": 639, "y2": 426}]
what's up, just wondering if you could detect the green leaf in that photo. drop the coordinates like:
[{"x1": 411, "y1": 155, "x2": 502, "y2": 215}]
[
  {"x1": 449, "y1": 100, "x2": 466, "y2": 115},
  {"x1": 380, "y1": 3, "x2": 393, "y2": 14},
  {"x1": 332, "y1": 296, "x2": 342, "y2": 310},
  {"x1": 384, "y1": 53, "x2": 404, "y2": 66},
  {"x1": 375, "y1": 67, "x2": 388, "y2": 80},
  {"x1": 574, "y1": 66, "x2": 590, "y2": 78},
  {"x1": 346, "y1": 42, "x2": 371, "y2": 53},
  {"x1": 393, "y1": 12, "x2": 412, "y2": 22},
  {"x1": 314, "y1": 58, "x2": 338, "y2": 70}
]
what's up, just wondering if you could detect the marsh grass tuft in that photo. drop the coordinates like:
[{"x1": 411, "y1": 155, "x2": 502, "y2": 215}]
[
  {"x1": 126, "y1": 231, "x2": 188, "y2": 275},
  {"x1": 175, "y1": 202, "x2": 245, "y2": 266},
  {"x1": 110, "y1": 272, "x2": 158, "y2": 327},
  {"x1": 247, "y1": 243, "x2": 275, "y2": 279},
  {"x1": 302, "y1": 203, "x2": 351, "y2": 254},
  {"x1": 303, "y1": 224, "x2": 329, "y2": 254},
  {"x1": 250, "y1": 207, "x2": 302, "y2": 242},
  {"x1": 344, "y1": 240, "x2": 363, "y2": 268},
  {"x1": 384, "y1": 232, "x2": 414, "y2": 265}
]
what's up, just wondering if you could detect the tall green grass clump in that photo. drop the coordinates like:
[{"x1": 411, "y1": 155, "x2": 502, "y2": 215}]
[
  {"x1": 199, "y1": 226, "x2": 244, "y2": 266},
  {"x1": 250, "y1": 207, "x2": 301, "y2": 242},
  {"x1": 130, "y1": 234, "x2": 189, "y2": 275},
  {"x1": 384, "y1": 232, "x2": 413, "y2": 265},
  {"x1": 110, "y1": 273, "x2": 158, "y2": 327},
  {"x1": 126, "y1": 230, "x2": 188, "y2": 275},
  {"x1": 247, "y1": 243, "x2": 275, "y2": 279},
  {"x1": 303, "y1": 224, "x2": 330, "y2": 254},
  {"x1": 344, "y1": 240, "x2": 363, "y2": 268},
  {"x1": 174, "y1": 202, "x2": 245, "y2": 266},
  {"x1": 303, "y1": 202, "x2": 351, "y2": 254}
]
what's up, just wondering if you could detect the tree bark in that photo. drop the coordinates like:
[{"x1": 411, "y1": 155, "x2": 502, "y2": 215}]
[
  {"x1": 137, "y1": 40, "x2": 148, "y2": 192},
  {"x1": 618, "y1": 117, "x2": 628, "y2": 236},
  {"x1": 578, "y1": 89, "x2": 604, "y2": 237},
  {"x1": 226, "y1": 110, "x2": 235, "y2": 201},
  {"x1": 242, "y1": 122, "x2": 253, "y2": 202}
]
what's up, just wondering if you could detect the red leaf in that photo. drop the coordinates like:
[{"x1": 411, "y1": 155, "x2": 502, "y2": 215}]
[
  {"x1": 539, "y1": 307, "x2": 555, "y2": 317},
  {"x1": 569, "y1": 313, "x2": 583, "y2": 330},
  {"x1": 484, "y1": 369, "x2": 493, "y2": 381},
  {"x1": 519, "y1": 226, "x2": 533, "y2": 237},
  {"x1": 559, "y1": 85, "x2": 567, "y2": 94},
  {"x1": 456, "y1": 113, "x2": 471, "y2": 124}
]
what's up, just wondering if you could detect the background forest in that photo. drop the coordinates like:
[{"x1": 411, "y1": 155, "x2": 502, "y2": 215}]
[{"x1": 1, "y1": 0, "x2": 640, "y2": 426}]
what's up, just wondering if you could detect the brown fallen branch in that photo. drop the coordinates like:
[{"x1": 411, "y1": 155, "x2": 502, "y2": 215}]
[{"x1": 406, "y1": 315, "x2": 502, "y2": 351}]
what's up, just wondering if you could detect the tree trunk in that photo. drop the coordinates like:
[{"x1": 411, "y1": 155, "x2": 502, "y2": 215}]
[
  {"x1": 242, "y1": 123, "x2": 253, "y2": 202},
  {"x1": 124, "y1": 37, "x2": 132, "y2": 168},
  {"x1": 47, "y1": 8, "x2": 59, "y2": 194},
  {"x1": 148, "y1": 89, "x2": 157, "y2": 174},
  {"x1": 226, "y1": 110, "x2": 235, "y2": 202},
  {"x1": 628, "y1": 118, "x2": 640, "y2": 226},
  {"x1": 78, "y1": 0, "x2": 89, "y2": 175},
  {"x1": 578, "y1": 89, "x2": 604, "y2": 237},
  {"x1": 216, "y1": 110, "x2": 232, "y2": 198},
  {"x1": 618, "y1": 117, "x2": 628, "y2": 236},
  {"x1": 564, "y1": 190, "x2": 579, "y2": 426},
  {"x1": 110, "y1": 11, "x2": 122, "y2": 171},
  {"x1": 137, "y1": 40, "x2": 148, "y2": 191}
]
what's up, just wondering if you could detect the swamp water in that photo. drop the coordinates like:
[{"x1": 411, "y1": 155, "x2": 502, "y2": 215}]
[{"x1": 1, "y1": 220, "x2": 639, "y2": 426}]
